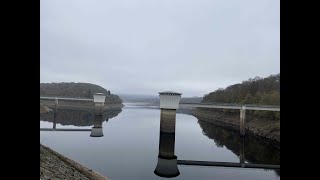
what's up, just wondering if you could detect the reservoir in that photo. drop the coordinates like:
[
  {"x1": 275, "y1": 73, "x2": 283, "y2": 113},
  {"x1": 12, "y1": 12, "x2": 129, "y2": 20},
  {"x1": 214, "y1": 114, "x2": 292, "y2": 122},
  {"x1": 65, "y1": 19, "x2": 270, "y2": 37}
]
[{"x1": 40, "y1": 103, "x2": 280, "y2": 180}]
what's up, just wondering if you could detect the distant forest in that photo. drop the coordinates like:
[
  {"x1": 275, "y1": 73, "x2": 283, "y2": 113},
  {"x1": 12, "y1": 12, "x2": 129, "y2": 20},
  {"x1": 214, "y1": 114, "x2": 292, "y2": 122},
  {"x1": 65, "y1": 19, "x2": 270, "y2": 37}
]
[
  {"x1": 40, "y1": 82, "x2": 122, "y2": 104},
  {"x1": 203, "y1": 74, "x2": 280, "y2": 105},
  {"x1": 200, "y1": 74, "x2": 280, "y2": 120},
  {"x1": 180, "y1": 97, "x2": 203, "y2": 104}
]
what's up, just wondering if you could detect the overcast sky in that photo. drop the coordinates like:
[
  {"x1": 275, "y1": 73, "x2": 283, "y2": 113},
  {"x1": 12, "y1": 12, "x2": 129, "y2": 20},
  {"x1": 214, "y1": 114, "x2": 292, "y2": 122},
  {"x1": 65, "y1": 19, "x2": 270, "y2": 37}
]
[{"x1": 40, "y1": 0, "x2": 279, "y2": 97}]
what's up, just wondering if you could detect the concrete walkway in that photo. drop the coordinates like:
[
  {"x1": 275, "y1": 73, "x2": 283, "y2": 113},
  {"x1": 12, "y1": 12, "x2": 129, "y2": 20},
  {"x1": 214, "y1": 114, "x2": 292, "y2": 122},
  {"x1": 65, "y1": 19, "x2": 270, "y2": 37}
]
[{"x1": 40, "y1": 144, "x2": 108, "y2": 180}]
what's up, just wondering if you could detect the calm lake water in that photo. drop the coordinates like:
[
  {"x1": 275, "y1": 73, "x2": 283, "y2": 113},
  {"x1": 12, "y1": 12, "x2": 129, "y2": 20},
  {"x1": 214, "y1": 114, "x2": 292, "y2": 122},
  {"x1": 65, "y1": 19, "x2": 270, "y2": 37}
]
[{"x1": 40, "y1": 103, "x2": 280, "y2": 180}]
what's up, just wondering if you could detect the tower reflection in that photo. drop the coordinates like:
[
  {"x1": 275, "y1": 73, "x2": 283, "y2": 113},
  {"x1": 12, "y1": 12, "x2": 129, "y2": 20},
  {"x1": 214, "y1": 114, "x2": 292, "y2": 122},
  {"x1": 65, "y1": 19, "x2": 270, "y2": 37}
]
[
  {"x1": 154, "y1": 109, "x2": 180, "y2": 178},
  {"x1": 90, "y1": 114, "x2": 104, "y2": 137}
]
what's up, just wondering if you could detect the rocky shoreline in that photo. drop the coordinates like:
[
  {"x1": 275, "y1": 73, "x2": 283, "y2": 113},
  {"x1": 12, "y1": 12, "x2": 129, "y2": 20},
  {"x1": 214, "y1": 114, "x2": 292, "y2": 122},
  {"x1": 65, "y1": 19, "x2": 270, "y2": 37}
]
[
  {"x1": 192, "y1": 109, "x2": 280, "y2": 143},
  {"x1": 40, "y1": 144, "x2": 108, "y2": 180}
]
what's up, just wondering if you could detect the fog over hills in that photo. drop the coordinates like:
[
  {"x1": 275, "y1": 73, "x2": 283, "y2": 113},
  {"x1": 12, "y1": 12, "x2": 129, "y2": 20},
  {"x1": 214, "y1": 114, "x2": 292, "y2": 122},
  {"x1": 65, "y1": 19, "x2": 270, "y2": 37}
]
[{"x1": 118, "y1": 93, "x2": 202, "y2": 104}]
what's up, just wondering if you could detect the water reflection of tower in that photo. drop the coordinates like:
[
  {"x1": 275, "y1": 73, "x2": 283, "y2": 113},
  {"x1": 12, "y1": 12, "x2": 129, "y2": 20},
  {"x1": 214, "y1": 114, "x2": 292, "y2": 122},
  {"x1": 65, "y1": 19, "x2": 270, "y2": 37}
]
[
  {"x1": 90, "y1": 106, "x2": 105, "y2": 137},
  {"x1": 154, "y1": 92, "x2": 181, "y2": 178}
]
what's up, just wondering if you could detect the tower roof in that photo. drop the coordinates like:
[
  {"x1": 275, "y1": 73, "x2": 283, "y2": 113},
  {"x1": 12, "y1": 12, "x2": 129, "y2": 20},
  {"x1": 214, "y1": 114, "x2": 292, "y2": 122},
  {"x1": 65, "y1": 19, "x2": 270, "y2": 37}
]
[{"x1": 158, "y1": 91, "x2": 182, "y2": 96}]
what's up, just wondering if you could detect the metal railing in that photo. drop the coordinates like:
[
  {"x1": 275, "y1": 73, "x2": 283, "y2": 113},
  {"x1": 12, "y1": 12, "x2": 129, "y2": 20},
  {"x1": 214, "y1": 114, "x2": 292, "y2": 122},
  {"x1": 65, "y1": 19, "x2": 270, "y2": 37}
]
[
  {"x1": 179, "y1": 102, "x2": 280, "y2": 111},
  {"x1": 40, "y1": 96, "x2": 94, "y2": 102},
  {"x1": 177, "y1": 160, "x2": 280, "y2": 169}
]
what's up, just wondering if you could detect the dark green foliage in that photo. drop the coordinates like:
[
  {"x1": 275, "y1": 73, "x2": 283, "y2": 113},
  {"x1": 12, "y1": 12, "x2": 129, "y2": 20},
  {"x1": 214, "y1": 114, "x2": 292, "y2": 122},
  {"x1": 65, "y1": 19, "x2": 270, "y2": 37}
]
[
  {"x1": 201, "y1": 74, "x2": 280, "y2": 120},
  {"x1": 203, "y1": 74, "x2": 280, "y2": 105},
  {"x1": 40, "y1": 82, "x2": 122, "y2": 104}
]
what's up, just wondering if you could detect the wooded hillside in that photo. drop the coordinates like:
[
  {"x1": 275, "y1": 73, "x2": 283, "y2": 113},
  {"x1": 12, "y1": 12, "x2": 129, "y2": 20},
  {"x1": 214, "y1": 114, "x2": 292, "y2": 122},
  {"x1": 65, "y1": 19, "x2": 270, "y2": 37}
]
[
  {"x1": 202, "y1": 74, "x2": 280, "y2": 105},
  {"x1": 40, "y1": 82, "x2": 122, "y2": 104}
]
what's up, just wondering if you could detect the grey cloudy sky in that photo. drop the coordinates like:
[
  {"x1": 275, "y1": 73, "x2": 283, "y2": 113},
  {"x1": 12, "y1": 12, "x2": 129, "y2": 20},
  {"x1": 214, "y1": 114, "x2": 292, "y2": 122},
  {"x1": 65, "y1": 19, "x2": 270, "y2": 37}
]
[{"x1": 40, "y1": 0, "x2": 279, "y2": 97}]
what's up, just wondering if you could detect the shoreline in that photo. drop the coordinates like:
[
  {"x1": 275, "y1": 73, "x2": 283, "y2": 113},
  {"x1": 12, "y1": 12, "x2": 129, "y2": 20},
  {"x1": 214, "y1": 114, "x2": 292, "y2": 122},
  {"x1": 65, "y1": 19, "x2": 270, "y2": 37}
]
[
  {"x1": 40, "y1": 144, "x2": 108, "y2": 180},
  {"x1": 41, "y1": 101, "x2": 124, "y2": 110},
  {"x1": 192, "y1": 109, "x2": 280, "y2": 143}
]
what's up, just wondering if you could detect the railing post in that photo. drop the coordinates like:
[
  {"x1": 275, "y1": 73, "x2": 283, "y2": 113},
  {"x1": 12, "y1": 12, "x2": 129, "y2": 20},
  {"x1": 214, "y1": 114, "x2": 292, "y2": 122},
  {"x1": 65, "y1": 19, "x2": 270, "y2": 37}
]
[
  {"x1": 93, "y1": 93, "x2": 106, "y2": 115},
  {"x1": 55, "y1": 97, "x2": 58, "y2": 111},
  {"x1": 154, "y1": 91, "x2": 182, "y2": 178},
  {"x1": 240, "y1": 106, "x2": 246, "y2": 136}
]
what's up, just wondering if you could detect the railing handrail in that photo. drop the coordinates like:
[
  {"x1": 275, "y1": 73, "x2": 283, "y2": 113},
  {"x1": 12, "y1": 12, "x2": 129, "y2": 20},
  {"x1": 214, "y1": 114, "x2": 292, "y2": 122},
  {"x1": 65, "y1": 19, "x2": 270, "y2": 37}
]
[
  {"x1": 40, "y1": 96, "x2": 93, "y2": 101},
  {"x1": 40, "y1": 128, "x2": 92, "y2": 131},
  {"x1": 179, "y1": 102, "x2": 280, "y2": 111}
]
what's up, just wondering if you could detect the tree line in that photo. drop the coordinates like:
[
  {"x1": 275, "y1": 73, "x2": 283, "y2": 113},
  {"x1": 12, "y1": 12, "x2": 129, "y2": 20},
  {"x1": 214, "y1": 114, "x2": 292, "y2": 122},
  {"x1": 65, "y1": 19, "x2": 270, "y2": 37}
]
[
  {"x1": 40, "y1": 82, "x2": 123, "y2": 104},
  {"x1": 201, "y1": 74, "x2": 280, "y2": 120}
]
